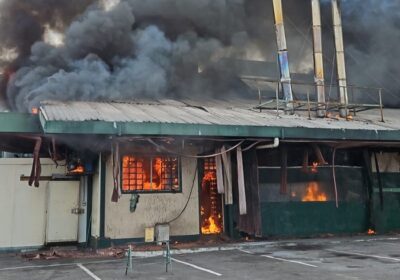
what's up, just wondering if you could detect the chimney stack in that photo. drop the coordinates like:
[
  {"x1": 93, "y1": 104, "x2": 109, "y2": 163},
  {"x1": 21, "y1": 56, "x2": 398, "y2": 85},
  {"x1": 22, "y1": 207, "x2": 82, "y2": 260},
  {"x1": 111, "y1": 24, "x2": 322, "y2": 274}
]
[
  {"x1": 272, "y1": 0, "x2": 294, "y2": 113},
  {"x1": 311, "y1": 0, "x2": 326, "y2": 117},
  {"x1": 332, "y1": 0, "x2": 348, "y2": 117}
]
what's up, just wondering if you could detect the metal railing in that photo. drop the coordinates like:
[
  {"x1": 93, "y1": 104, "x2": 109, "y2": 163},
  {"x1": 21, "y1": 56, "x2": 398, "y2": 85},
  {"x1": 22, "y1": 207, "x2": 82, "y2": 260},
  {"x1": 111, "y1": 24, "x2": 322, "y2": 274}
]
[{"x1": 242, "y1": 76, "x2": 385, "y2": 122}]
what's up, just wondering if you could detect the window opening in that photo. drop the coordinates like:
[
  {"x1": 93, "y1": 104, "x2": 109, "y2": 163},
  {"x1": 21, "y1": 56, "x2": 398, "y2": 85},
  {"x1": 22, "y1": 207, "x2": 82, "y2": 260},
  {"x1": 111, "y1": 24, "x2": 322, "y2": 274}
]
[{"x1": 122, "y1": 156, "x2": 179, "y2": 192}]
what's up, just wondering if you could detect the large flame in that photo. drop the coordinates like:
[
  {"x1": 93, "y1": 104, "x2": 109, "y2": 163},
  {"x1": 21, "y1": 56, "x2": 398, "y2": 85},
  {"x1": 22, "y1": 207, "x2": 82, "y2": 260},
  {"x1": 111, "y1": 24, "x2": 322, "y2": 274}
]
[
  {"x1": 202, "y1": 216, "x2": 222, "y2": 235},
  {"x1": 200, "y1": 170, "x2": 223, "y2": 235},
  {"x1": 302, "y1": 182, "x2": 327, "y2": 202}
]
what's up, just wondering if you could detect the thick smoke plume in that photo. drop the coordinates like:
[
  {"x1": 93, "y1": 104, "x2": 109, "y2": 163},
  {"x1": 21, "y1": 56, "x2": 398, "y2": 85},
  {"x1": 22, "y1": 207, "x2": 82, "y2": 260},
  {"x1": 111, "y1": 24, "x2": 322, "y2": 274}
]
[
  {"x1": 0, "y1": 0, "x2": 399, "y2": 112},
  {"x1": 340, "y1": 0, "x2": 400, "y2": 106}
]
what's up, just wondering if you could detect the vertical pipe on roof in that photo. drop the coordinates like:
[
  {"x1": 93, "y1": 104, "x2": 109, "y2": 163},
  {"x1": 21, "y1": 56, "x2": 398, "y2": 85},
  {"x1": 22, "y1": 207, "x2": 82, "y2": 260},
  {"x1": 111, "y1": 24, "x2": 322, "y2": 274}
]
[
  {"x1": 311, "y1": 0, "x2": 326, "y2": 117},
  {"x1": 272, "y1": 0, "x2": 294, "y2": 113},
  {"x1": 332, "y1": 0, "x2": 348, "y2": 117}
]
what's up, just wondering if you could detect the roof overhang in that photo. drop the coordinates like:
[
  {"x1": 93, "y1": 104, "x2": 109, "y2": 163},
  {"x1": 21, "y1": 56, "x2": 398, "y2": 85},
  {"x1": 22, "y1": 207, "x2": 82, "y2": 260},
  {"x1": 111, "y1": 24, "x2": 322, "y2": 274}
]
[
  {"x1": 0, "y1": 112, "x2": 42, "y2": 134},
  {"x1": 39, "y1": 117, "x2": 400, "y2": 142}
]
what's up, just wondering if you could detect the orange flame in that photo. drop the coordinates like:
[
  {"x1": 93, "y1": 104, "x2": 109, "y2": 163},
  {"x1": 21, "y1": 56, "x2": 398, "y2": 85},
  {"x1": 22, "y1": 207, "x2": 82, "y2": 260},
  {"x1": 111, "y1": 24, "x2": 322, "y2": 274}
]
[
  {"x1": 70, "y1": 165, "x2": 85, "y2": 174},
  {"x1": 200, "y1": 169, "x2": 222, "y2": 235},
  {"x1": 367, "y1": 229, "x2": 376, "y2": 235},
  {"x1": 302, "y1": 182, "x2": 327, "y2": 202},
  {"x1": 201, "y1": 216, "x2": 222, "y2": 235},
  {"x1": 31, "y1": 107, "x2": 39, "y2": 115}
]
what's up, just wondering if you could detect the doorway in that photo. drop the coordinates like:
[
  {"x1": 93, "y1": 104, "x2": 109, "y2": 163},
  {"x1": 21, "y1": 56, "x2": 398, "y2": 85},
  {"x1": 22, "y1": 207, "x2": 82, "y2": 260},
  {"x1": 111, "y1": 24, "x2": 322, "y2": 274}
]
[
  {"x1": 200, "y1": 158, "x2": 223, "y2": 235},
  {"x1": 46, "y1": 181, "x2": 80, "y2": 243}
]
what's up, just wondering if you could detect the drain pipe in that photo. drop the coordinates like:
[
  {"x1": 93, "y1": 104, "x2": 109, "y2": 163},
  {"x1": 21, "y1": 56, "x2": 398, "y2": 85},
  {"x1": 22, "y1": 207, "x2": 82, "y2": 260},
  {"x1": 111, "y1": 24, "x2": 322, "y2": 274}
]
[{"x1": 256, "y1": 138, "x2": 280, "y2": 150}]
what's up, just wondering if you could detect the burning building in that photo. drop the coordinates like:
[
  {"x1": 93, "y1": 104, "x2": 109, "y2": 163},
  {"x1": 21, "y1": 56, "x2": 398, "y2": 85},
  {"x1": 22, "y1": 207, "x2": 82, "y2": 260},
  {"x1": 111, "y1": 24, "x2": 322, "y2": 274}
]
[{"x1": 0, "y1": 0, "x2": 400, "y2": 251}]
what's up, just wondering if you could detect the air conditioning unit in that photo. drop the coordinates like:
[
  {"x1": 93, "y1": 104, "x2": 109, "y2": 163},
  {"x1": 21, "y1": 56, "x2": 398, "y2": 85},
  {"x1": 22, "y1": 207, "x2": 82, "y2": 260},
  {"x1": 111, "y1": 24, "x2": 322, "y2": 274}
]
[{"x1": 155, "y1": 224, "x2": 170, "y2": 243}]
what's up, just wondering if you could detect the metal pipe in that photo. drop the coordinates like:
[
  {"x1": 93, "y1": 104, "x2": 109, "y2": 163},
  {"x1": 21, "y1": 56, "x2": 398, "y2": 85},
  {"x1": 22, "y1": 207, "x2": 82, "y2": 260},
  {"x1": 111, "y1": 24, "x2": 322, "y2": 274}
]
[
  {"x1": 332, "y1": 0, "x2": 348, "y2": 118},
  {"x1": 311, "y1": 0, "x2": 326, "y2": 117},
  {"x1": 379, "y1": 89, "x2": 384, "y2": 122},
  {"x1": 275, "y1": 82, "x2": 280, "y2": 118},
  {"x1": 272, "y1": 0, "x2": 294, "y2": 113},
  {"x1": 256, "y1": 138, "x2": 280, "y2": 150},
  {"x1": 307, "y1": 89, "x2": 311, "y2": 119}
]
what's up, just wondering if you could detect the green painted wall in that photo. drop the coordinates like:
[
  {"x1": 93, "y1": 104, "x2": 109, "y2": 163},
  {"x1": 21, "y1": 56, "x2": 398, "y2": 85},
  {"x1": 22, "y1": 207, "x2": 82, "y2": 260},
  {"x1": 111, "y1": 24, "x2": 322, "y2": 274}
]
[
  {"x1": 371, "y1": 173, "x2": 400, "y2": 233},
  {"x1": 259, "y1": 167, "x2": 369, "y2": 237},
  {"x1": 261, "y1": 202, "x2": 369, "y2": 236}
]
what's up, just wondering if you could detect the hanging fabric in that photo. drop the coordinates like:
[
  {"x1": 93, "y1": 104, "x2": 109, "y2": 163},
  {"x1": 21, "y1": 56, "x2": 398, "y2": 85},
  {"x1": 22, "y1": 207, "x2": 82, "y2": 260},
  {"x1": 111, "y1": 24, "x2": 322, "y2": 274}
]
[
  {"x1": 29, "y1": 137, "x2": 42, "y2": 188},
  {"x1": 236, "y1": 146, "x2": 247, "y2": 215},
  {"x1": 111, "y1": 142, "x2": 121, "y2": 202},
  {"x1": 215, "y1": 149, "x2": 225, "y2": 194},
  {"x1": 221, "y1": 146, "x2": 233, "y2": 205},
  {"x1": 238, "y1": 149, "x2": 262, "y2": 237}
]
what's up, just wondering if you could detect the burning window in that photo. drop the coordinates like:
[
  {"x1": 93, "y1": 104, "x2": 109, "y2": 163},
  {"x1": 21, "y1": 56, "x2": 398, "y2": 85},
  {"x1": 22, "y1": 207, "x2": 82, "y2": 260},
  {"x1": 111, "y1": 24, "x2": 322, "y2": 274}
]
[{"x1": 122, "y1": 156, "x2": 180, "y2": 192}]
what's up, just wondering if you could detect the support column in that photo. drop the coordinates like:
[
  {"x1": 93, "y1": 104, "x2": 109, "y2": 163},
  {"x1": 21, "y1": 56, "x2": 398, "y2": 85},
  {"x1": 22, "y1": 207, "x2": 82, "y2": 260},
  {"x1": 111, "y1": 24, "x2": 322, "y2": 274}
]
[
  {"x1": 332, "y1": 0, "x2": 348, "y2": 117},
  {"x1": 311, "y1": 0, "x2": 326, "y2": 117},
  {"x1": 78, "y1": 176, "x2": 88, "y2": 245},
  {"x1": 272, "y1": 0, "x2": 294, "y2": 112}
]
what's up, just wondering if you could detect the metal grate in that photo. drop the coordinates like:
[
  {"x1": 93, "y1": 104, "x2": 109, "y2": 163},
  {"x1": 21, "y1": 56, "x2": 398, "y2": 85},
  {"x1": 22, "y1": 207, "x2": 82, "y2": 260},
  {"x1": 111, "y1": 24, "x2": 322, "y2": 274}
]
[{"x1": 122, "y1": 156, "x2": 179, "y2": 192}]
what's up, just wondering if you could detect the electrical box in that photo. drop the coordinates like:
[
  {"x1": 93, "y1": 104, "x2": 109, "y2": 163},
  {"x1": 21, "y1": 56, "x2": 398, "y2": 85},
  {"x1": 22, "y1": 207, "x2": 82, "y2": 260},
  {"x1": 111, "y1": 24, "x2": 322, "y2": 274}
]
[{"x1": 155, "y1": 224, "x2": 170, "y2": 242}]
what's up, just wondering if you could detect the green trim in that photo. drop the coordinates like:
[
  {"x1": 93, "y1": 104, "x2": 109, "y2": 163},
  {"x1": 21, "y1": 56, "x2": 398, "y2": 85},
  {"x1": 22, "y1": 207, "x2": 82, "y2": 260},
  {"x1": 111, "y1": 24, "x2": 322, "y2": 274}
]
[
  {"x1": 0, "y1": 113, "x2": 42, "y2": 133},
  {"x1": 373, "y1": 188, "x2": 400, "y2": 193},
  {"x1": 90, "y1": 237, "x2": 112, "y2": 249},
  {"x1": 109, "y1": 235, "x2": 200, "y2": 247},
  {"x1": 40, "y1": 119, "x2": 400, "y2": 141},
  {"x1": 99, "y1": 154, "x2": 106, "y2": 238},
  {"x1": 0, "y1": 245, "x2": 43, "y2": 253},
  {"x1": 86, "y1": 174, "x2": 93, "y2": 245},
  {"x1": 90, "y1": 235, "x2": 200, "y2": 249}
]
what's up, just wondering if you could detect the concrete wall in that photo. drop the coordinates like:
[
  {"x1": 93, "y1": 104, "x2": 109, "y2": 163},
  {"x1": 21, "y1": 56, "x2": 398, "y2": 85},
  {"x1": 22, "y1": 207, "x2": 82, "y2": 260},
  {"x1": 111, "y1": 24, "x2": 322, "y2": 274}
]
[
  {"x1": 0, "y1": 158, "x2": 66, "y2": 250},
  {"x1": 104, "y1": 155, "x2": 200, "y2": 239}
]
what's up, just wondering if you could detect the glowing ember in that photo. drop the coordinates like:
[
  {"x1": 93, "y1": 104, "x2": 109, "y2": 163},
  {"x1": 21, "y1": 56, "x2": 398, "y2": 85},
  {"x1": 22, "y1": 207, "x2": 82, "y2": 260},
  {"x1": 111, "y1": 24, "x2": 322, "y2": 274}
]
[
  {"x1": 311, "y1": 162, "x2": 319, "y2": 173},
  {"x1": 202, "y1": 171, "x2": 216, "y2": 183},
  {"x1": 302, "y1": 182, "x2": 327, "y2": 202},
  {"x1": 31, "y1": 107, "x2": 39, "y2": 115},
  {"x1": 367, "y1": 229, "x2": 376, "y2": 235}
]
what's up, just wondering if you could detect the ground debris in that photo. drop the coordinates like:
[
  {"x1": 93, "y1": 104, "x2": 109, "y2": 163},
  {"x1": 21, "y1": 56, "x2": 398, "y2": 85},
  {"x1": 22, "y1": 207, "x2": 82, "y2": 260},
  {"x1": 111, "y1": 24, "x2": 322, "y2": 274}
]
[{"x1": 21, "y1": 247, "x2": 126, "y2": 261}]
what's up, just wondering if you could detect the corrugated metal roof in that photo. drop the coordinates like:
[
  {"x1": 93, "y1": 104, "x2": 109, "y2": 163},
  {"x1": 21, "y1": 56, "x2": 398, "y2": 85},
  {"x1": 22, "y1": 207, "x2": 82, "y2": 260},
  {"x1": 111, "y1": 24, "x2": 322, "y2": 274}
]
[{"x1": 40, "y1": 99, "x2": 400, "y2": 132}]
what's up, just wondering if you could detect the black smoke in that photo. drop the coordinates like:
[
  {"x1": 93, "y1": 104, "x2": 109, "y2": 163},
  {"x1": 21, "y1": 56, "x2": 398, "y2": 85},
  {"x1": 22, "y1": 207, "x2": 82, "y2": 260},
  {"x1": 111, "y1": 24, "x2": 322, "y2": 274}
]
[{"x1": 1, "y1": 0, "x2": 399, "y2": 111}]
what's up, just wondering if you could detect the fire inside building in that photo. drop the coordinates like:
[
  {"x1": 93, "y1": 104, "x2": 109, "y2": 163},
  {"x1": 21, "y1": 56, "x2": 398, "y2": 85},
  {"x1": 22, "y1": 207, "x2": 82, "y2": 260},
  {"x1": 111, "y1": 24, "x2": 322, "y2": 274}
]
[{"x1": 0, "y1": 0, "x2": 400, "y2": 252}]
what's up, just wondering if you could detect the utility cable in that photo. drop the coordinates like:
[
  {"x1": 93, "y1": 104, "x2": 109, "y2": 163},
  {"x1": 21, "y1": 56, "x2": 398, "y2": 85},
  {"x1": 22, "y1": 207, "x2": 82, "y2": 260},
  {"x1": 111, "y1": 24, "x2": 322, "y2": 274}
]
[
  {"x1": 147, "y1": 138, "x2": 245, "y2": 159},
  {"x1": 165, "y1": 162, "x2": 198, "y2": 224}
]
